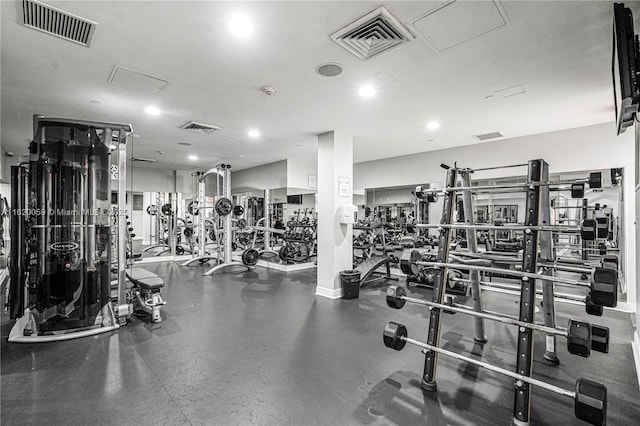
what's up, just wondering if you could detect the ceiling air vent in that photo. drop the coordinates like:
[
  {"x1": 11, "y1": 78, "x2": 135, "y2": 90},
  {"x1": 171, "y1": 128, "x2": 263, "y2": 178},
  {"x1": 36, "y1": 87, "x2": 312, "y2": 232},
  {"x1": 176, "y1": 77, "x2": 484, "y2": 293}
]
[
  {"x1": 132, "y1": 158, "x2": 156, "y2": 163},
  {"x1": 473, "y1": 131, "x2": 503, "y2": 141},
  {"x1": 179, "y1": 121, "x2": 222, "y2": 135},
  {"x1": 330, "y1": 7, "x2": 414, "y2": 60},
  {"x1": 16, "y1": 0, "x2": 97, "y2": 47}
]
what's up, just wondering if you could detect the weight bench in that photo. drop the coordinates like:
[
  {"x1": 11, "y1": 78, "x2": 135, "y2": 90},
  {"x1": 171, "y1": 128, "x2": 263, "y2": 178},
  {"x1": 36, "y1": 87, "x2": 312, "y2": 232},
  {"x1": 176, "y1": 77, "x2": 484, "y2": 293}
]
[
  {"x1": 126, "y1": 268, "x2": 166, "y2": 323},
  {"x1": 355, "y1": 255, "x2": 399, "y2": 287}
]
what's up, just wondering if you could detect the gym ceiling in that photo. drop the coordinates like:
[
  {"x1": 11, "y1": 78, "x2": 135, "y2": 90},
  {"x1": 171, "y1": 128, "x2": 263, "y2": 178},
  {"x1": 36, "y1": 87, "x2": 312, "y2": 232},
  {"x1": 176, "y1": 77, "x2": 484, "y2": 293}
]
[{"x1": 0, "y1": 1, "x2": 620, "y2": 171}]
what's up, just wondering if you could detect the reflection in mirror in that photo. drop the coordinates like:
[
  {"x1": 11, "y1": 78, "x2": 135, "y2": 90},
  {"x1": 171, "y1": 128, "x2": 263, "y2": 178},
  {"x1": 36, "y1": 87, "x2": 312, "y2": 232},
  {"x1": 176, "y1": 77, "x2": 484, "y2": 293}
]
[{"x1": 360, "y1": 167, "x2": 626, "y2": 304}]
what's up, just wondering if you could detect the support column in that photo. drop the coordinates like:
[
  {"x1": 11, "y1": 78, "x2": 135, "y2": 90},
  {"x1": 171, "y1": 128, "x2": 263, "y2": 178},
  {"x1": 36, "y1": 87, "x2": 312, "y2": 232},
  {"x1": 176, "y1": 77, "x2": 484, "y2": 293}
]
[{"x1": 316, "y1": 131, "x2": 353, "y2": 299}]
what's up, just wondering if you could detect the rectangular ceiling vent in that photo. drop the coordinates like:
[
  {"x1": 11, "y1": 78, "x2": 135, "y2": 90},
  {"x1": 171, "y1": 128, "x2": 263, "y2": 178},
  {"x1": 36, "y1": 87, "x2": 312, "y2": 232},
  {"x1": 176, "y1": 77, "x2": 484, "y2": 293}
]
[
  {"x1": 179, "y1": 121, "x2": 222, "y2": 135},
  {"x1": 16, "y1": 0, "x2": 97, "y2": 47},
  {"x1": 473, "y1": 131, "x2": 503, "y2": 141},
  {"x1": 330, "y1": 7, "x2": 414, "y2": 60},
  {"x1": 132, "y1": 158, "x2": 156, "y2": 163}
]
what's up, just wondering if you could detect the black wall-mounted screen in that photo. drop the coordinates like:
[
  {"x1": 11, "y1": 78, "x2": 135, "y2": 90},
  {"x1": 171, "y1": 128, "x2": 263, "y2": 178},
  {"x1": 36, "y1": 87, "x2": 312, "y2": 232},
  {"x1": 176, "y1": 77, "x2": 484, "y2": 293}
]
[
  {"x1": 612, "y1": 3, "x2": 639, "y2": 135},
  {"x1": 287, "y1": 195, "x2": 303, "y2": 204}
]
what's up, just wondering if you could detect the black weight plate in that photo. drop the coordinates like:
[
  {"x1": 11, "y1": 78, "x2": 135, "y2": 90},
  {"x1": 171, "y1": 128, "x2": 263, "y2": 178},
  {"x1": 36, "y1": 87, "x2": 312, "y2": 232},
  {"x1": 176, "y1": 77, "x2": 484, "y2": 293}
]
[
  {"x1": 161, "y1": 203, "x2": 173, "y2": 216},
  {"x1": 279, "y1": 246, "x2": 291, "y2": 261},
  {"x1": 188, "y1": 201, "x2": 199, "y2": 216},
  {"x1": 215, "y1": 197, "x2": 232, "y2": 216},
  {"x1": 233, "y1": 205, "x2": 245, "y2": 216},
  {"x1": 146, "y1": 205, "x2": 157, "y2": 216},
  {"x1": 241, "y1": 248, "x2": 260, "y2": 266}
]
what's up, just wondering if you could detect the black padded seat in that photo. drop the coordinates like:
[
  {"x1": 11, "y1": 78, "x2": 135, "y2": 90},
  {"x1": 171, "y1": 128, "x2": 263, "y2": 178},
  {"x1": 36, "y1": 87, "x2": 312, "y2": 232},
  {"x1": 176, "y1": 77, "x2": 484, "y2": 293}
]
[{"x1": 126, "y1": 268, "x2": 164, "y2": 290}]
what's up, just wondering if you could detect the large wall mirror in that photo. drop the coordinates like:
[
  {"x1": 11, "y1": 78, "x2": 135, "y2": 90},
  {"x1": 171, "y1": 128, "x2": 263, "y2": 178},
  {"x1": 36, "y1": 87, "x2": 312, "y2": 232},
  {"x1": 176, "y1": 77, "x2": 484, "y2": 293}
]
[{"x1": 358, "y1": 167, "x2": 627, "y2": 303}]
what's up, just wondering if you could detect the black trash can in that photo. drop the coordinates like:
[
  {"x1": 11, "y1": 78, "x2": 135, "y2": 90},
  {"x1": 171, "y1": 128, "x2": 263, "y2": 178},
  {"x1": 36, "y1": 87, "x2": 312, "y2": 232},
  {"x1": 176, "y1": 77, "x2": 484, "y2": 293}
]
[{"x1": 340, "y1": 270, "x2": 361, "y2": 299}]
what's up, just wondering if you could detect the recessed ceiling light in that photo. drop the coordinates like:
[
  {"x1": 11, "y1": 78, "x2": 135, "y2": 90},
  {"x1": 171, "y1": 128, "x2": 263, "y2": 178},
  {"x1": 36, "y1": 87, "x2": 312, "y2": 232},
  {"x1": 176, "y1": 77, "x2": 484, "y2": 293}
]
[
  {"x1": 90, "y1": 99, "x2": 101, "y2": 104},
  {"x1": 228, "y1": 15, "x2": 253, "y2": 36},
  {"x1": 145, "y1": 106, "x2": 161, "y2": 115},
  {"x1": 132, "y1": 133, "x2": 141, "y2": 139},
  {"x1": 178, "y1": 142, "x2": 192, "y2": 146},
  {"x1": 358, "y1": 84, "x2": 375, "y2": 98},
  {"x1": 248, "y1": 129, "x2": 260, "y2": 138},
  {"x1": 188, "y1": 155, "x2": 198, "y2": 161},
  {"x1": 109, "y1": 144, "x2": 117, "y2": 150},
  {"x1": 426, "y1": 121, "x2": 440, "y2": 130}
]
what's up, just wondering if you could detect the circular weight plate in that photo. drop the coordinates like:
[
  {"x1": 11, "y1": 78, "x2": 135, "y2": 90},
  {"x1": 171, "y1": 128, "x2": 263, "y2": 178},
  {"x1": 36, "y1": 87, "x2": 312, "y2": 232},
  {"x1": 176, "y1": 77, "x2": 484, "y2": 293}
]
[
  {"x1": 237, "y1": 232, "x2": 251, "y2": 246},
  {"x1": 183, "y1": 227, "x2": 194, "y2": 238},
  {"x1": 399, "y1": 250, "x2": 421, "y2": 275},
  {"x1": 146, "y1": 205, "x2": 158, "y2": 216},
  {"x1": 241, "y1": 248, "x2": 260, "y2": 266},
  {"x1": 208, "y1": 229, "x2": 217, "y2": 242},
  {"x1": 187, "y1": 201, "x2": 199, "y2": 216},
  {"x1": 175, "y1": 246, "x2": 185, "y2": 255},
  {"x1": 233, "y1": 205, "x2": 245, "y2": 216},
  {"x1": 215, "y1": 197, "x2": 232, "y2": 216},
  {"x1": 161, "y1": 203, "x2": 173, "y2": 216},
  {"x1": 279, "y1": 246, "x2": 291, "y2": 261},
  {"x1": 237, "y1": 218, "x2": 247, "y2": 230},
  {"x1": 231, "y1": 242, "x2": 238, "y2": 251}
]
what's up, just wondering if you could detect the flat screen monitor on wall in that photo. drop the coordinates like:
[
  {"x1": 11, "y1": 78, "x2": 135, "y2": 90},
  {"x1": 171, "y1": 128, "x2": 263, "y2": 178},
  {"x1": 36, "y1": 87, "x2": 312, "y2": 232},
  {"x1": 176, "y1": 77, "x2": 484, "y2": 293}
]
[
  {"x1": 287, "y1": 195, "x2": 302, "y2": 204},
  {"x1": 612, "y1": 2, "x2": 639, "y2": 135}
]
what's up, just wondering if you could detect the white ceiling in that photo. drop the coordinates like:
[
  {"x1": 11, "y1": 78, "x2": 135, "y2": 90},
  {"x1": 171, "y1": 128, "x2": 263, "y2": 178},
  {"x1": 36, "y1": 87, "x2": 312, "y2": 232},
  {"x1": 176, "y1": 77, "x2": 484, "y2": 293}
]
[{"x1": 0, "y1": 0, "x2": 629, "y2": 172}]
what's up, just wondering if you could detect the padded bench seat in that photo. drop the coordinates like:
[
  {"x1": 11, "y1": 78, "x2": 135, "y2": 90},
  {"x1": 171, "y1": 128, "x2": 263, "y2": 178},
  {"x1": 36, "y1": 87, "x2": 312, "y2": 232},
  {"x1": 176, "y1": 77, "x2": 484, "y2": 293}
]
[{"x1": 126, "y1": 268, "x2": 164, "y2": 290}]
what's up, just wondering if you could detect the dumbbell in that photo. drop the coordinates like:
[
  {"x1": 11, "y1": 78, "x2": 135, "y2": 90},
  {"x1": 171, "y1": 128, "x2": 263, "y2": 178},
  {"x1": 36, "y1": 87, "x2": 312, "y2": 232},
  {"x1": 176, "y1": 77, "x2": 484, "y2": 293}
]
[
  {"x1": 386, "y1": 286, "x2": 609, "y2": 357},
  {"x1": 383, "y1": 322, "x2": 607, "y2": 425}
]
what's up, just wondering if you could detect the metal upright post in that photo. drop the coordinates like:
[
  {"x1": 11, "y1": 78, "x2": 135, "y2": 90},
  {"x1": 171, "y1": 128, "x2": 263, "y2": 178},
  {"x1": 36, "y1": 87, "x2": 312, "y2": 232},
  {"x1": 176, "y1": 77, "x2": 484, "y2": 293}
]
[
  {"x1": 116, "y1": 132, "x2": 128, "y2": 325},
  {"x1": 513, "y1": 159, "x2": 545, "y2": 426},
  {"x1": 458, "y1": 169, "x2": 487, "y2": 343},
  {"x1": 197, "y1": 173, "x2": 206, "y2": 257},
  {"x1": 422, "y1": 167, "x2": 458, "y2": 392},
  {"x1": 223, "y1": 166, "x2": 232, "y2": 263},
  {"x1": 538, "y1": 162, "x2": 559, "y2": 365},
  {"x1": 264, "y1": 189, "x2": 271, "y2": 251}
]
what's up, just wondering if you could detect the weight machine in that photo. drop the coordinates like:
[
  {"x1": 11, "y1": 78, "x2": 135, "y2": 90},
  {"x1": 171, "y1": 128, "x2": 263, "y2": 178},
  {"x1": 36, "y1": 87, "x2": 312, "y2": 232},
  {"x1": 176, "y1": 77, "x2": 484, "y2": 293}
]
[
  {"x1": 7, "y1": 115, "x2": 165, "y2": 342},
  {"x1": 181, "y1": 165, "x2": 255, "y2": 274}
]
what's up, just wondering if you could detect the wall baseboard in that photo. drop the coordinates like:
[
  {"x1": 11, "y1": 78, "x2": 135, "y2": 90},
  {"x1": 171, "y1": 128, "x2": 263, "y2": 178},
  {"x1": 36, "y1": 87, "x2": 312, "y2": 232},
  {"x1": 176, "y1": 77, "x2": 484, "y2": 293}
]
[
  {"x1": 315, "y1": 286, "x2": 342, "y2": 299},
  {"x1": 633, "y1": 332, "x2": 640, "y2": 388}
]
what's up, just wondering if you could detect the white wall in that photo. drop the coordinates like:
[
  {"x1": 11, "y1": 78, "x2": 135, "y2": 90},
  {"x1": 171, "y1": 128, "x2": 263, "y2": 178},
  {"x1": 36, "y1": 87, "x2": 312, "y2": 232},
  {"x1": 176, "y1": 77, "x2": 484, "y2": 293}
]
[
  {"x1": 127, "y1": 166, "x2": 175, "y2": 193},
  {"x1": 231, "y1": 160, "x2": 287, "y2": 192},
  {"x1": 287, "y1": 160, "x2": 318, "y2": 190},
  {"x1": 355, "y1": 122, "x2": 637, "y2": 310}
]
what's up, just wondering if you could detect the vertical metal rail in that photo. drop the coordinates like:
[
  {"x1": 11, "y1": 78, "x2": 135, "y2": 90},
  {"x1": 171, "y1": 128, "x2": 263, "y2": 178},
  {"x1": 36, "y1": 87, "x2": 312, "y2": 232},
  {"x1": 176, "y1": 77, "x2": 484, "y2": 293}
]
[
  {"x1": 538, "y1": 162, "x2": 559, "y2": 365},
  {"x1": 421, "y1": 167, "x2": 458, "y2": 391},
  {"x1": 116, "y1": 132, "x2": 128, "y2": 325},
  {"x1": 264, "y1": 189, "x2": 271, "y2": 251},
  {"x1": 223, "y1": 167, "x2": 232, "y2": 263},
  {"x1": 458, "y1": 169, "x2": 487, "y2": 342},
  {"x1": 197, "y1": 173, "x2": 206, "y2": 257},
  {"x1": 513, "y1": 159, "x2": 544, "y2": 425}
]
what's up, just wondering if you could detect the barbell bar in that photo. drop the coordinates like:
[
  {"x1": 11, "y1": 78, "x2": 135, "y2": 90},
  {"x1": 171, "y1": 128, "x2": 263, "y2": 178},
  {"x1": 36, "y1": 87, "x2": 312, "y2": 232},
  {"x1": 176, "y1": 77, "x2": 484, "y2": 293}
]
[
  {"x1": 386, "y1": 286, "x2": 608, "y2": 357},
  {"x1": 382, "y1": 322, "x2": 607, "y2": 425},
  {"x1": 417, "y1": 173, "x2": 601, "y2": 195}
]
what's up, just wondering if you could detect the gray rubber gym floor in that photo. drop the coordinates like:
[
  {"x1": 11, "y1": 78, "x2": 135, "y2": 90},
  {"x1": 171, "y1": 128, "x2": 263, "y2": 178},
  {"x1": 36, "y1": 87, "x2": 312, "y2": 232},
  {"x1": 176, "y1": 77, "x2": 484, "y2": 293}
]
[{"x1": 2, "y1": 262, "x2": 639, "y2": 425}]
